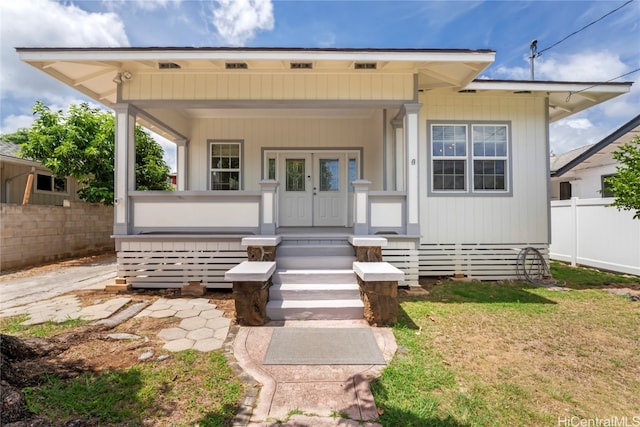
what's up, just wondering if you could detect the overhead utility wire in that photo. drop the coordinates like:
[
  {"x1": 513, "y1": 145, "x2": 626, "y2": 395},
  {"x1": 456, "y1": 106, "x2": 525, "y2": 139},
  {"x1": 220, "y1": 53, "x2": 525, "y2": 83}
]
[{"x1": 536, "y1": 0, "x2": 634, "y2": 57}]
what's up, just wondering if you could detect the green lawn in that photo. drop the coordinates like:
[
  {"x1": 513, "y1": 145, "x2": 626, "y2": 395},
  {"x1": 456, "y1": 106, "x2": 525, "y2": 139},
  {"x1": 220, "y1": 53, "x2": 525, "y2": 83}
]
[{"x1": 372, "y1": 263, "x2": 640, "y2": 427}]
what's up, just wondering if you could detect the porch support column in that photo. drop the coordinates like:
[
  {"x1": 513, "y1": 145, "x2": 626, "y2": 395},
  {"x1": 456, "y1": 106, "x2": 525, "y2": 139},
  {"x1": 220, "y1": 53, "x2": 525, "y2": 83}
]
[
  {"x1": 391, "y1": 118, "x2": 404, "y2": 192},
  {"x1": 353, "y1": 179, "x2": 372, "y2": 235},
  {"x1": 404, "y1": 103, "x2": 421, "y2": 236},
  {"x1": 176, "y1": 138, "x2": 188, "y2": 191},
  {"x1": 259, "y1": 180, "x2": 278, "y2": 235},
  {"x1": 113, "y1": 104, "x2": 136, "y2": 235}
]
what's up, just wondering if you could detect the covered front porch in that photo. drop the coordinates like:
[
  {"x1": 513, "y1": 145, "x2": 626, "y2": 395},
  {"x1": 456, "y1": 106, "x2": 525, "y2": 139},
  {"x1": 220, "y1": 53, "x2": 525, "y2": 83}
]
[{"x1": 113, "y1": 102, "x2": 422, "y2": 289}]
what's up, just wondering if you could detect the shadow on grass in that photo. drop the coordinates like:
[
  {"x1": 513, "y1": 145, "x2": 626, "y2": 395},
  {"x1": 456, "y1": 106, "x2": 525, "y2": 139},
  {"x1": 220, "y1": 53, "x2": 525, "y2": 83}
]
[{"x1": 413, "y1": 280, "x2": 557, "y2": 305}]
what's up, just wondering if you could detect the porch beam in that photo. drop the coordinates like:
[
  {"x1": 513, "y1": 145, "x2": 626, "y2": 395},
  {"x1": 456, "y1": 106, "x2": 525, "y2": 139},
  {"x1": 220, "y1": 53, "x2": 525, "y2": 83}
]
[
  {"x1": 403, "y1": 103, "x2": 421, "y2": 236},
  {"x1": 113, "y1": 103, "x2": 137, "y2": 235}
]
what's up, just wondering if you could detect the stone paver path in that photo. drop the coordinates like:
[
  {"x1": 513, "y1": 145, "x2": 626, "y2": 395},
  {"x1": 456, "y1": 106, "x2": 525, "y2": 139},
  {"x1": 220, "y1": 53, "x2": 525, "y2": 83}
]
[
  {"x1": 135, "y1": 298, "x2": 231, "y2": 352},
  {"x1": 2, "y1": 295, "x2": 230, "y2": 353}
]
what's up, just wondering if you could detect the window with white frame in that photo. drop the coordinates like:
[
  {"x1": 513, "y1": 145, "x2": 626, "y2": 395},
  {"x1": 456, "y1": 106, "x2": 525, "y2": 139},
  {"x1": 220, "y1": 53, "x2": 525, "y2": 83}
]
[
  {"x1": 429, "y1": 122, "x2": 511, "y2": 195},
  {"x1": 35, "y1": 173, "x2": 68, "y2": 194},
  {"x1": 210, "y1": 141, "x2": 241, "y2": 190}
]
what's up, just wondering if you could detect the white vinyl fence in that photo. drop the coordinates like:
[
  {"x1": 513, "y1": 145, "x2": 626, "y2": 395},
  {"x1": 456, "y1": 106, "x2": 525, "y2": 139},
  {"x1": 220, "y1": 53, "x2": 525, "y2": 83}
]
[{"x1": 550, "y1": 198, "x2": 640, "y2": 276}]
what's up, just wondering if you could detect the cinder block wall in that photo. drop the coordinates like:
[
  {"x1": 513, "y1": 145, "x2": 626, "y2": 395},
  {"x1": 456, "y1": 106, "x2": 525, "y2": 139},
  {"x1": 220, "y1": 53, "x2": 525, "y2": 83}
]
[{"x1": 0, "y1": 203, "x2": 114, "y2": 271}]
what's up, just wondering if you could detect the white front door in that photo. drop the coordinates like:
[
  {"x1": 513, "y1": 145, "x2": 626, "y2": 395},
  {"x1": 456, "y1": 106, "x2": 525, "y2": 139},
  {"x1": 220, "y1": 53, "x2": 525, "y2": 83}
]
[
  {"x1": 313, "y1": 154, "x2": 347, "y2": 226},
  {"x1": 279, "y1": 154, "x2": 313, "y2": 226},
  {"x1": 278, "y1": 152, "x2": 350, "y2": 227}
]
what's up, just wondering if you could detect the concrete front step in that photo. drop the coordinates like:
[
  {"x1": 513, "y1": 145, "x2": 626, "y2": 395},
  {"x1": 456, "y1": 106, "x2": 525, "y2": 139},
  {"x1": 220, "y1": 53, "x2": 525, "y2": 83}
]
[
  {"x1": 276, "y1": 255, "x2": 356, "y2": 270},
  {"x1": 272, "y1": 269, "x2": 357, "y2": 285},
  {"x1": 266, "y1": 299, "x2": 365, "y2": 320},
  {"x1": 270, "y1": 283, "x2": 361, "y2": 300},
  {"x1": 277, "y1": 244, "x2": 355, "y2": 258}
]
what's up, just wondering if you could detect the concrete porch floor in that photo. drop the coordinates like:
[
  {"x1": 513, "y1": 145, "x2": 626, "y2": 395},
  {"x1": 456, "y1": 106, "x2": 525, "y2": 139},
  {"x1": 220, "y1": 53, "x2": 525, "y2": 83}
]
[{"x1": 231, "y1": 319, "x2": 397, "y2": 427}]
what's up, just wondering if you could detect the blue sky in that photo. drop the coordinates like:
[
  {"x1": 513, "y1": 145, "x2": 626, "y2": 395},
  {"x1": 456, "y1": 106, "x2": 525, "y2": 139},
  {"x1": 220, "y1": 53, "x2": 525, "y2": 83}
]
[{"x1": 1, "y1": 0, "x2": 639, "y2": 171}]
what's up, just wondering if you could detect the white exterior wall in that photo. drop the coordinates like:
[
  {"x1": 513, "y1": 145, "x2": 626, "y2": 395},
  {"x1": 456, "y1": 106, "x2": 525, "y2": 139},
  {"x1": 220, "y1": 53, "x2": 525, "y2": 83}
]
[
  {"x1": 564, "y1": 163, "x2": 617, "y2": 199},
  {"x1": 419, "y1": 90, "x2": 549, "y2": 245},
  {"x1": 188, "y1": 115, "x2": 384, "y2": 191}
]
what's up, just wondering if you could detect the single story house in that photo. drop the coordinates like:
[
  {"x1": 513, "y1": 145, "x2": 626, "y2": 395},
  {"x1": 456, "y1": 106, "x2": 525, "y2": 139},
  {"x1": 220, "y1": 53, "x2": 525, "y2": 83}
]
[
  {"x1": 17, "y1": 47, "x2": 631, "y2": 298},
  {"x1": 550, "y1": 113, "x2": 640, "y2": 200},
  {"x1": 0, "y1": 140, "x2": 83, "y2": 205}
]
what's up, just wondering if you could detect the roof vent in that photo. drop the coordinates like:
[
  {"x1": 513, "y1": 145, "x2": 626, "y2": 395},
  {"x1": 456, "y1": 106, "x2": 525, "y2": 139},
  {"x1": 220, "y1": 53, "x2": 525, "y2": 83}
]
[
  {"x1": 159, "y1": 62, "x2": 181, "y2": 69},
  {"x1": 226, "y1": 62, "x2": 248, "y2": 69},
  {"x1": 514, "y1": 90, "x2": 532, "y2": 94},
  {"x1": 291, "y1": 62, "x2": 313, "y2": 69},
  {"x1": 354, "y1": 62, "x2": 377, "y2": 70},
  {"x1": 458, "y1": 89, "x2": 477, "y2": 93}
]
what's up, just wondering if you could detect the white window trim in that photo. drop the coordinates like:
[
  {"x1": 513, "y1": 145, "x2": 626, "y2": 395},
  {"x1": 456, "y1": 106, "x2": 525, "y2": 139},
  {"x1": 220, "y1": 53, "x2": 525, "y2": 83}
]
[
  {"x1": 208, "y1": 139, "x2": 243, "y2": 191},
  {"x1": 427, "y1": 120, "x2": 513, "y2": 197}
]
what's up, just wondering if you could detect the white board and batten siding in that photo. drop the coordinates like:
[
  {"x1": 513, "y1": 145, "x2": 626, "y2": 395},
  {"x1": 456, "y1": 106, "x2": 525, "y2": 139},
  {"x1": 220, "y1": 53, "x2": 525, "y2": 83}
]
[
  {"x1": 121, "y1": 73, "x2": 415, "y2": 102},
  {"x1": 188, "y1": 115, "x2": 384, "y2": 192},
  {"x1": 116, "y1": 237, "x2": 246, "y2": 289},
  {"x1": 418, "y1": 90, "x2": 550, "y2": 279}
]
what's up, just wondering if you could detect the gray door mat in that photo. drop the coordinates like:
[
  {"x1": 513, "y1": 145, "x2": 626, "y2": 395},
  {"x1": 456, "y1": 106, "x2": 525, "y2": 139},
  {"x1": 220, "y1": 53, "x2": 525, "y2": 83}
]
[{"x1": 263, "y1": 328, "x2": 386, "y2": 365}]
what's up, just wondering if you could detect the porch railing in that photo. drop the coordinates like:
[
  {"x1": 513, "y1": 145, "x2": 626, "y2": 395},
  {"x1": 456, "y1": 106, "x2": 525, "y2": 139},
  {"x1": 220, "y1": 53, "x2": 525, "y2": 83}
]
[
  {"x1": 129, "y1": 191, "x2": 262, "y2": 234},
  {"x1": 127, "y1": 179, "x2": 408, "y2": 236}
]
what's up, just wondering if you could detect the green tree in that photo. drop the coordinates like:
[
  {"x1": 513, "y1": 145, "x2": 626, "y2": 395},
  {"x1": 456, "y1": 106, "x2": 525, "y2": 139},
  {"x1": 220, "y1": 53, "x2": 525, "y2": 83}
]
[
  {"x1": 5, "y1": 101, "x2": 171, "y2": 205},
  {"x1": 604, "y1": 134, "x2": 640, "y2": 219}
]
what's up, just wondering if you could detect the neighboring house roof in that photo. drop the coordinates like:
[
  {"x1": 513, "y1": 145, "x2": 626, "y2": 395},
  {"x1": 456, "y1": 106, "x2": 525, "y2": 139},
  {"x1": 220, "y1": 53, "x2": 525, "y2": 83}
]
[
  {"x1": 550, "y1": 144, "x2": 594, "y2": 173},
  {"x1": 0, "y1": 140, "x2": 39, "y2": 167},
  {"x1": 551, "y1": 114, "x2": 640, "y2": 177},
  {"x1": 16, "y1": 47, "x2": 632, "y2": 124}
]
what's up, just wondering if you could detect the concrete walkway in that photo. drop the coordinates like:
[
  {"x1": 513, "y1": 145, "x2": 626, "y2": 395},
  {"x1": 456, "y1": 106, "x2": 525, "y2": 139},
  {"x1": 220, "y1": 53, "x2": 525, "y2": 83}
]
[
  {"x1": 0, "y1": 256, "x2": 116, "y2": 311},
  {"x1": 232, "y1": 319, "x2": 396, "y2": 427}
]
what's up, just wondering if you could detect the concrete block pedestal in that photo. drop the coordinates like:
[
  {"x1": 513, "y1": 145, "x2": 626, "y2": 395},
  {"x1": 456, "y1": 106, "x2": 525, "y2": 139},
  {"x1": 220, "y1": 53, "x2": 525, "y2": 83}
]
[
  {"x1": 225, "y1": 260, "x2": 277, "y2": 326},
  {"x1": 353, "y1": 261, "x2": 404, "y2": 327}
]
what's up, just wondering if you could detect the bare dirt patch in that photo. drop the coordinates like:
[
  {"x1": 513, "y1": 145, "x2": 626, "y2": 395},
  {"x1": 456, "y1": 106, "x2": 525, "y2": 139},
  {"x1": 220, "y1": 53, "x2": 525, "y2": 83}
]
[{"x1": 2, "y1": 287, "x2": 238, "y2": 425}]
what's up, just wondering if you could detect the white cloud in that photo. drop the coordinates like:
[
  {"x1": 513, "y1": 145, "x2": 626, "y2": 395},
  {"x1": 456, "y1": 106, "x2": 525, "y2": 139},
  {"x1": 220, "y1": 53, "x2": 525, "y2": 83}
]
[
  {"x1": 102, "y1": 0, "x2": 183, "y2": 12},
  {"x1": 1, "y1": 114, "x2": 34, "y2": 135},
  {"x1": 493, "y1": 51, "x2": 629, "y2": 82},
  {"x1": 212, "y1": 0, "x2": 274, "y2": 46},
  {"x1": 0, "y1": 0, "x2": 129, "y2": 100},
  {"x1": 564, "y1": 119, "x2": 593, "y2": 130}
]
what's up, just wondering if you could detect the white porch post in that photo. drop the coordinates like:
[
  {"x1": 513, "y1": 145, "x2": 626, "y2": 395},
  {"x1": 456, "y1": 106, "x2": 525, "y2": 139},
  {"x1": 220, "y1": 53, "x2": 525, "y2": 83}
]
[
  {"x1": 404, "y1": 103, "x2": 421, "y2": 236},
  {"x1": 259, "y1": 180, "x2": 279, "y2": 235},
  {"x1": 353, "y1": 179, "x2": 371, "y2": 235},
  {"x1": 113, "y1": 104, "x2": 136, "y2": 235},
  {"x1": 176, "y1": 139, "x2": 188, "y2": 191},
  {"x1": 391, "y1": 118, "x2": 405, "y2": 191}
]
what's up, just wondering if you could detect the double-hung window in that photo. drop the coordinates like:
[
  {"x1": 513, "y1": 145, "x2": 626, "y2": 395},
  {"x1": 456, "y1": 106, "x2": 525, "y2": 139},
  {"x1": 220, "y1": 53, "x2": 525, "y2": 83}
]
[
  {"x1": 210, "y1": 141, "x2": 241, "y2": 190},
  {"x1": 429, "y1": 121, "x2": 511, "y2": 195}
]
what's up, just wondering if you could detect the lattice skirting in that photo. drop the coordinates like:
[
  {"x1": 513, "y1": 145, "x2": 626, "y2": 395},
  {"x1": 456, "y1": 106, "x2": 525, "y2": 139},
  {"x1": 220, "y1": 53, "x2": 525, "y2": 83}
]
[
  {"x1": 419, "y1": 243, "x2": 549, "y2": 280},
  {"x1": 117, "y1": 239, "x2": 245, "y2": 288}
]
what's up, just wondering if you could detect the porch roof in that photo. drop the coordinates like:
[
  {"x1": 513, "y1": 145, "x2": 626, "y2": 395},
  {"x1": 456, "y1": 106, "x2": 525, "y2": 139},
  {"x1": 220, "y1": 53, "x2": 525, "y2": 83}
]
[{"x1": 17, "y1": 46, "x2": 495, "y2": 106}]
